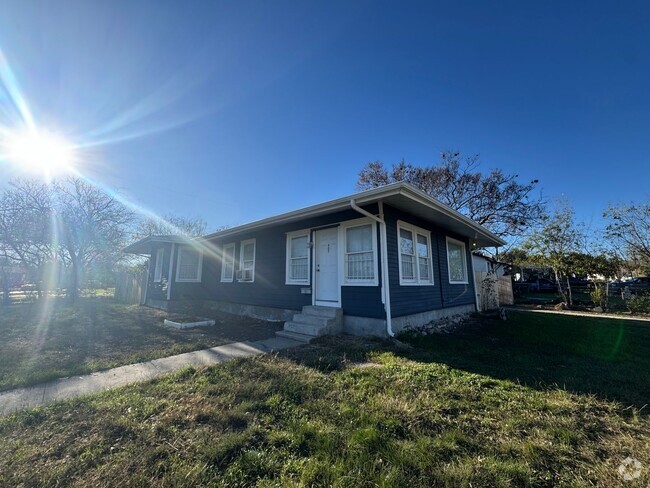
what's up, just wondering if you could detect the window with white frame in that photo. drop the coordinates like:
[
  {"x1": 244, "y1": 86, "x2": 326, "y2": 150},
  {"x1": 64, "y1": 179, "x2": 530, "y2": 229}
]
[
  {"x1": 343, "y1": 221, "x2": 377, "y2": 285},
  {"x1": 175, "y1": 246, "x2": 203, "y2": 282},
  {"x1": 153, "y1": 248, "x2": 164, "y2": 282},
  {"x1": 398, "y1": 221, "x2": 433, "y2": 285},
  {"x1": 238, "y1": 239, "x2": 256, "y2": 282},
  {"x1": 221, "y1": 243, "x2": 235, "y2": 282},
  {"x1": 446, "y1": 237, "x2": 468, "y2": 284},
  {"x1": 286, "y1": 231, "x2": 310, "y2": 284}
]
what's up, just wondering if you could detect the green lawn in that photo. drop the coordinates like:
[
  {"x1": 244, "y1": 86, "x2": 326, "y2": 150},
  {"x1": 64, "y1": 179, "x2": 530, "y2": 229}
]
[
  {"x1": 0, "y1": 298, "x2": 279, "y2": 391},
  {"x1": 0, "y1": 311, "x2": 648, "y2": 487},
  {"x1": 515, "y1": 288, "x2": 629, "y2": 311}
]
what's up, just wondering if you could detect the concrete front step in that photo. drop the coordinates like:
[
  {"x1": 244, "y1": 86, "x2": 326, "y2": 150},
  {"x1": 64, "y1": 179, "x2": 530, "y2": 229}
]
[
  {"x1": 292, "y1": 313, "x2": 335, "y2": 327},
  {"x1": 275, "y1": 330, "x2": 314, "y2": 343},
  {"x1": 302, "y1": 306, "x2": 342, "y2": 319},
  {"x1": 283, "y1": 321, "x2": 330, "y2": 337}
]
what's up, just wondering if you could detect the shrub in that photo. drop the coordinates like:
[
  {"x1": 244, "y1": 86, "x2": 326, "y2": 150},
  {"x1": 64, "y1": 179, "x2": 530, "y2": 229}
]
[
  {"x1": 589, "y1": 284, "x2": 607, "y2": 310},
  {"x1": 627, "y1": 295, "x2": 650, "y2": 314}
]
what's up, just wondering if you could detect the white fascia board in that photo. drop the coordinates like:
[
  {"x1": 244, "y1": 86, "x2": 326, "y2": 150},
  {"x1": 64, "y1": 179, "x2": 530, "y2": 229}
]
[{"x1": 199, "y1": 182, "x2": 505, "y2": 248}]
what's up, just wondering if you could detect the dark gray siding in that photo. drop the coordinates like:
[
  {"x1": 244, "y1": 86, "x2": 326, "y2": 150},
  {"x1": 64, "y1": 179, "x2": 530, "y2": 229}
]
[
  {"x1": 147, "y1": 201, "x2": 476, "y2": 320},
  {"x1": 173, "y1": 204, "x2": 385, "y2": 318},
  {"x1": 384, "y1": 204, "x2": 475, "y2": 317}
]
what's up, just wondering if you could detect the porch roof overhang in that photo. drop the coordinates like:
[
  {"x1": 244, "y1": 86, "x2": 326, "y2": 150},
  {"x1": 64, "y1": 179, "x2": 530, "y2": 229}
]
[
  {"x1": 201, "y1": 182, "x2": 506, "y2": 248},
  {"x1": 123, "y1": 235, "x2": 193, "y2": 255}
]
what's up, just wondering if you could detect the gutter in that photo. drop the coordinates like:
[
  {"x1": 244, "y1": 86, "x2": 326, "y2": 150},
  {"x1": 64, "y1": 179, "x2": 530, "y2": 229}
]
[
  {"x1": 167, "y1": 243, "x2": 176, "y2": 301},
  {"x1": 468, "y1": 241, "x2": 480, "y2": 312},
  {"x1": 350, "y1": 199, "x2": 394, "y2": 337}
]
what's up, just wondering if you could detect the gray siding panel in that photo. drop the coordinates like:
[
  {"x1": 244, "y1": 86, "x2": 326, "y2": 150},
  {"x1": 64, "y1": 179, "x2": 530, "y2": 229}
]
[
  {"x1": 146, "y1": 201, "x2": 475, "y2": 320},
  {"x1": 187, "y1": 205, "x2": 384, "y2": 316},
  {"x1": 384, "y1": 204, "x2": 475, "y2": 317}
]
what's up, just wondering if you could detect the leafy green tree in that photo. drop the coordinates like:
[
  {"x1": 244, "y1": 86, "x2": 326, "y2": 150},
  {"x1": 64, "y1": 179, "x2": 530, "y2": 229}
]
[
  {"x1": 523, "y1": 200, "x2": 584, "y2": 306},
  {"x1": 567, "y1": 252, "x2": 621, "y2": 310}
]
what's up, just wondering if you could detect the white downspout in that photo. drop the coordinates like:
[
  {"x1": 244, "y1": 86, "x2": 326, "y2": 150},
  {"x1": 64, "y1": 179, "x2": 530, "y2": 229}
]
[
  {"x1": 167, "y1": 243, "x2": 176, "y2": 301},
  {"x1": 350, "y1": 199, "x2": 394, "y2": 337},
  {"x1": 469, "y1": 242, "x2": 480, "y2": 312}
]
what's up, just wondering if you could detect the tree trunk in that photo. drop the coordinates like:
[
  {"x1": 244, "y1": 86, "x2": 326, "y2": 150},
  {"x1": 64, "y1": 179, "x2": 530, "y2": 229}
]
[
  {"x1": 565, "y1": 276, "x2": 573, "y2": 307},
  {"x1": 0, "y1": 265, "x2": 9, "y2": 306},
  {"x1": 68, "y1": 254, "x2": 80, "y2": 304},
  {"x1": 554, "y1": 269, "x2": 567, "y2": 304}
]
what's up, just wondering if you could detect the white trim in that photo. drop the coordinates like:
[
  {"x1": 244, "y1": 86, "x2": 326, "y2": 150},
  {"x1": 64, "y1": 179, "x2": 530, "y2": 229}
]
[
  {"x1": 397, "y1": 220, "x2": 434, "y2": 286},
  {"x1": 201, "y1": 182, "x2": 506, "y2": 248},
  {"x1": 175, "y1": 245, "x2": 203, "y2": 283},
  {"x1": 220, "y1": 243, "x2": 235, "y2": 282},
  {"x1": 153, "y1": 248, "x2": 164, "y2": 282},
  {"x1": 166, "y1": 243, "x2": 175, "y2": 300},
  {"x1": 340, "y1": 217, "x2": 379, "y2": 286},
  {"x1": 142, "y1": 253, "x2": 150, "y2": 305},
  {"x1": 350, "y1": 200, "x2": 393, "y2": 336},
  {"x1": 238, "y1": 238, "x2": 256, "y2": 283},
  {"x1": 446, "y1": 236, "x2": 469, "y2": 284},
  {"x1": 468, "y1": 240, "x2": 480, "y2": 311},
  {"x1": 285, "y1": 229, "x2": 311, "y2": 285},
  {"x1": 313, "y1": 226, "x2": 341, "y2": 307}
]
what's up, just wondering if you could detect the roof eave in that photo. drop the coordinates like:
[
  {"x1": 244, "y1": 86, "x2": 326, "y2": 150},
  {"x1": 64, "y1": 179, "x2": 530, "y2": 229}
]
[
  {"x1": 200, "y1": 182, "x2": 506, "y2": 248},
  {"x1": 397, "y1": 185, "x2": 507, "y2": 248}
]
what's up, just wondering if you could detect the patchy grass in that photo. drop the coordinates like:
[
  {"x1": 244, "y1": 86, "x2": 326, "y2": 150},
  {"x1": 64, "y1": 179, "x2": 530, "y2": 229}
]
[
  {"x1": 0, "y1": 313, "x2": 648, "y2": 487},
  {"x1": 0, "y1": 298, "x2": 279, "y2": 391},
  {"x1": 404, "y1": 311, "x2": 650, "y2": 408}
]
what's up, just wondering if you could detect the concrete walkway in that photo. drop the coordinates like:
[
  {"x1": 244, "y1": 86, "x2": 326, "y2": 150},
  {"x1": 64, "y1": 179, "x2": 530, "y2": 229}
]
[
  {"x1": 0, "y1": 336, "x2": 302, "y2": 416},
  {"x1": 509, "y1": 307, "x2": 650, "y2": 322}
]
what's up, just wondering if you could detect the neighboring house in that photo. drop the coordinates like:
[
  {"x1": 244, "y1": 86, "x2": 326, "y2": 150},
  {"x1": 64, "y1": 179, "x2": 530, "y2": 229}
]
[
  {"x1": 471, "y1": 253, "x2": 510, "y2": 278},
  {"x1": 124, "y1": 182, "x2": 505, "y2": 339}
]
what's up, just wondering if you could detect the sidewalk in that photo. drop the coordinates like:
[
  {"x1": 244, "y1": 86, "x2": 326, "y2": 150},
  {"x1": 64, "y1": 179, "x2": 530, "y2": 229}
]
[
  {"x1": 509, "y1": 307, "x2": 650, "y2": 322},
  {"x1": 0, "y1": 336, "x2": 302, "y2": 416}
]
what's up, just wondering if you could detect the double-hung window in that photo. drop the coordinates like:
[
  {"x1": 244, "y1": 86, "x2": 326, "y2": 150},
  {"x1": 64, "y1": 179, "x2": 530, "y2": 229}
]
[
  {"x1": 398, "y1": 221, "x2": 433, "y2": 285},
  {"x1": 221, "y1": 243, "x2": 235, "y2": 282},
  {"x1": 343, "y1": 220, "x2": 377, "y2": 285},
  {"x1": 446, "y1": 236, "x2": 468, "y2": 284},
  {"x1": 238, "y1": 239, "x2": 256, "y2": 282},
  {"x1": 175, "y1": 246, "x2": 203, "y2": 282},
  {"x1": 153, "y1": 248, "x2": 164, "y2": 282},
  {"x1": 286, "y1": 231, "x2": 310, "y2": 284}
]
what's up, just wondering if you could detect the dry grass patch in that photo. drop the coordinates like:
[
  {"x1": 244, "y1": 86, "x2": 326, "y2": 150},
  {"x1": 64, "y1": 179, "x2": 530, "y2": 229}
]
[
  {"x1": 0, "y1": 297, "x2": 279, "y2": 390},
  {"x1": 0, "y1": 323, "x2": 648, "y2": 486}
]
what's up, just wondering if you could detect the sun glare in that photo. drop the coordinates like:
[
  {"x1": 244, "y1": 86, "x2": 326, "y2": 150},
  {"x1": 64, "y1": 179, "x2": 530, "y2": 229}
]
[{"x1": 2, "y1": 128, "x2": 77, "y2": 177}]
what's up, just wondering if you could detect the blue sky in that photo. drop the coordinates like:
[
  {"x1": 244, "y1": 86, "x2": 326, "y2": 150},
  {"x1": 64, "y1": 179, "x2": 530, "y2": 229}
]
[{"x1": 0, "y1": 1, "x2": 648, "y2": 233}]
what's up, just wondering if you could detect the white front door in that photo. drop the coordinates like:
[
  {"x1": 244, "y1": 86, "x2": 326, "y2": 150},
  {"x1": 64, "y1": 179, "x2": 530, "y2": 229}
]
[{"x1": 314, "y1": 227, "x2": 339, "y2": 306}]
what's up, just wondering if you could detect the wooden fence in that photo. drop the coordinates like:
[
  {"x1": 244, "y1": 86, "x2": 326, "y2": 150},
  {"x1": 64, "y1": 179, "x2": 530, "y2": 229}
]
[
  {"x1": 114, "y1": 270, "x2": 147, "y2": 305},
  {"x1": 497, "y1": 276, "x2": 514, "y2": 305},
  {"x1": 474, "y1": 272, "x2": 514, "y2": 311}
]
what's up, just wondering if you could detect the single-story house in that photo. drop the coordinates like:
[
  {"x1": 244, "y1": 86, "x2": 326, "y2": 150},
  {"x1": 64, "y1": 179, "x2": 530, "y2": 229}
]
[{"x1": 124, "y1": 182, "x2": 505, "y2": 340}]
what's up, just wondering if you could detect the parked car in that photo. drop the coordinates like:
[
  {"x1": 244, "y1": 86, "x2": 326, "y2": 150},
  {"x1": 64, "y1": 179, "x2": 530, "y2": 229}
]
[
  {"x1": 568, "y1": 277, "x2": 590, "y2": 287},
  {"x1": 526, "y1": 278, "x2": 557, "y2": 292},
  {"x1": 627, "y1": 277, "x2": 650, "y2": 294},
  {"x1": 609, "y1": 279, "x2": 631, "y2": 290}
]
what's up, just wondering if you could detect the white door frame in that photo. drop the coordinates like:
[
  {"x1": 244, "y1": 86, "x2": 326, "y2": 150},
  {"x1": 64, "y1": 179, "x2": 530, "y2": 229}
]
[{"x1": 312, "y1": 227, "x2": 341, "y2": 307}]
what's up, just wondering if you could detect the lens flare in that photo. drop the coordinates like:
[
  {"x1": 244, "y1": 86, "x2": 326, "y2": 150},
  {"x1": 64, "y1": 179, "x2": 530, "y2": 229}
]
[{"x1": 1, "y1": 127, "x2": 77, "y2": 178}]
